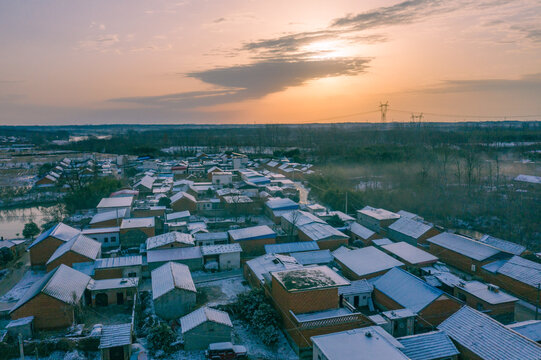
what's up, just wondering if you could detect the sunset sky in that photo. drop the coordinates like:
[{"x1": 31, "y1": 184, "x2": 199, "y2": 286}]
[{"x1": 1, "y1": 0, "x2": 540, "y2": 125}]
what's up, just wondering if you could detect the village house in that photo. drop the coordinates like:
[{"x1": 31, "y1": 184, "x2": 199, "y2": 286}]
[
  {"x1": 453, "y1": 280, "x2": 517, "y2": 324},
  {"x1": 243, "y1": 253, "x2": 302, "y2": 288},
  {"x1": 426, "y1": 232, "x2": 511, "y2": 275},
  {"x1": 478, "y1": 234, "x2": 527, "y2": 256},
  {"x1": 356, "y1": 206, "x2": 400, "y2": 234},
  {"x1": 481, "y1": 255, "x2": 541, "y2": 304},
  {"x1": 381, "y1": 241, "x2": 439, "y2": 269},
  {"x1": 9, "y1": 265, "x2": 91, "y2": 329},
  {"x1": 201, "y1": 243, "x2": 242, "y2": 271},
  {"x1": 281, "y1": 210, "x2": 325, "y2": 237},
  {"x1": 194, "y1": 231, "x2": 229, "y2": 246},
  {"x1": 170, "y1": 191, "x2": 197, "y2": 212},
  {"x1": 180, "y1": 306, "x2": 233, "y2": 350},
  {"x1": 82, "y1": 227, "x2": 120, "y2": 249},
  {"x1": 35, "y1": 173, "x2": 58, "y2": 187},
  {"x1": 438, "y1": 306, "x2": 541, "y2": 360},
  {"x1": 131, "y1": 205, "x2": 166, "y2": 219},
  {"x1": 93, "y1": 256, "x2": 143, "y2": 280},
  {"x1": 152, "y1": 262, "x2": 197, "y2": 320},
  {"x1": 264, "y1": 241, "x2": 320, "y2": 255},
  {"x1": 264, "y1": 197, "x2": 300, "y2": 223},
  {"x1": 96, "y1": 196, "x2": 134, "y2": 214},
  {"x1": 372, "y1": 238, "x2": 394, "y2": 248},
  {"x1": 397, "y1": 330, "x2": 460, "y2": 360},
  {"x1": 146, "y1": 246, "x2": 203, "y2": 271},
  {"x1": 28, "y1": 222, "x2": 81, "y2": 268},
  {"x1": 291, "y1": 249, "x2": 333, "y2": 266},
  {"x1": 87, "y1": 277, "x2": 139, "y2": 306},
  {"x1": 165, "y1": 210, "x2": 190, "y2": 223},
  {"x1": 311, "y1": 326, "x2": 410, "y2": 360},
  {"x1": 228, "y1": 225, "x2": 277, "y2": 256},
  {"x1": 222, "y1": 194, "x2": 256, "y2": 215},
  {"x1": 211, "y1": 171, "x2": 233, "y2": 186},
  {"x1": 333, "y1": 246, "x2": 404, "y2": 280},
  {"x1": 119, "y1": 217, "x2": 155, "y2": 247},
  {"x1": 296, "y1": 222, "x2": 349, "y2": 251},
  {"x1": 373, "y1": 267, "x2": 462, "y2": 327},
  {"x1": 348, "y1": 222, "x2": 380, "y2": 246},
  {"x1": 99, "y1": 323, "x2": 133, "y2": 360},
  {"x1": 133, "y1": 174, "x2": 155, "y2": 195},
  {"x1": 270, "y1": 266, "x2": 371, "y2": 356},
  {"x1": 89, "y1": 209, "x2": 127, "y2": 228},
  {"x1": 338, "y1": 279, "x2": 374, "y2": 309},
  {"x1": 45, "y1": 233, "x2": 102, "y2": 272},
  {"x1": 145, "y1": 231, "x2": 194, "y2": 251},
  {"x1": 387, "y1": 217, "x2": 440, "y2": 247}
]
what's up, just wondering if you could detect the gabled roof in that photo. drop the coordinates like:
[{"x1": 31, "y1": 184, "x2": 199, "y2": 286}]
[
  {"x1": 265, "y1": 197, "x2": 299, "y2": 210},
  {"x1": 151, "y1": 262, "x2": 196, "y2": 300},
  {"x1": 397, "y1": 331, "x2": 459, "y2": 360},
  {"x1": 265, "y1": 241, "x2": 320, "y2": 254},
  {"x1": 194, "y1": 231, "x2": 228, "y2": 242},
  {"x1": 228, "y1": 225, "x2": 276, "y2": 241},
  {"x1": 89, "y1": 208, "x2": 127, "y2": 225},
  {"x1": 298, "y1": 222, "x2": 348, "y2": 242},
  {"x1": 166, "y1": 211, "x2": 191, "y2": 221},
  {"x1": 495, "y1": 256, "x2": 541, "y2": 287},
  {"x1": 180, "y1": 307, "x2": 232, "y2": 334},
  {"x1": 170, "y1": 191, "x2": 196, "y2": 204},
  {"x1": 373, "y1": 267, "x2": 443, "y2": 313},
  {"x1": 334, "y1": 246, "x2": 404, "y2": 277},
  {"x1": 438, "y1": 306, "x2": 541, "y2": 360},
  {"x1": 94, "y1": 255, "x2": 143, "y2": 269},
  {"x1": 46, "y1": 234, "x2": 101, "y2": 265},
  {"x1": 427, "y1": 232, "x2": 502, "y2": 261},
  {"x1": 282, "y1": 210, "x2": 325, "y2": 227},
  {"x1": 381, "y1": 242, "x2": 438, "y2": 265},
  {"x1": 29, "y1": 222, "x2": 81, "y2": 249},
  {"x1": 388, "y1": 217, "x2": 433, "y2": 239},
  {"x1": 147, "y1": 246, "x2": 202, "y2": 264},
  {"x1": 10, "y1": 264, "x2": 91, "y2": 313},
  {"x1": 349, "y1": 222, "x2": 375, "y2": 240},
  {"x1": 146, "y1": 231, "x2": 194, "y2": 250},
  {"x1": 478, "y1": 235, "x2": 526, "y2": 256},
  {"x1": 135, "y1": 175, "x2": 155, "y2": 190},
  {"x1": 339, "y1": 279, "x2": 374, "y2": 296},
  {"x1": 99, "y1": 323, "x2": 132, "y2": 349},
  {"x1": 97, "y1": 196, "x2": 133, "y2": 209}
]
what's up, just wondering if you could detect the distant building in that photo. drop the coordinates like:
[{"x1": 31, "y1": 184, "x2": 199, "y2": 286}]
[
  {"x1": 146, "y1": 246, "x2": 203, "y2": 271},
  {"x1": 228, "y1": 225, "x2": 276, "y2": 256},
  {"x1": 381, "y1": 241, "x2": 438, "y2": 268},
  {"x1": 201, "y1": 243, "x2": 242, "y2": 271},
  {"x1": 146, "y1": 231, "x2": 195, "y2": 251},
  {"x1": 348, "y1": 222, "x2": 379, "y2": 246},
  {"x1": 356, "y1": 206, "x2": 400, "y2": 233},
  {"x1": 152, "y1": 262, "x2": 196, "y2": 320},
  {"x1": 387, "y1": 217, "x2": 440, "y2": 247},
  {"x1": 170, "y1": 191, "x2": 197, "y2": 212},
  {"x1": 96, "y1": 196, "x2": 133, "y2": 214},
  {"x1": 180, "y1": 307, "x2": 233, "y2": 350}
]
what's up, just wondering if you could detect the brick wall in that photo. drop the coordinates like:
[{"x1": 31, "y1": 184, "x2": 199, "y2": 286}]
[
  {"x1": 30, "y1": 237, "x2": 63, "y2": 268},
  {"x1": 11, "y1": 294, "x2": 74, "y2": 329},
  {"x1": 271, "y1": 277, "x2": 339, "y2": 314},
  {"x1": 233, "y1": 237, "x2": 276, "y2": 257},
  {"x1": 46, "y1": 251, "x2": 94, "y2": 272}
]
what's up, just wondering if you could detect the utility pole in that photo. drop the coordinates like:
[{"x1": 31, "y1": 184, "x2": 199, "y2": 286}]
[
  {"x1": 379, "y1": 102, "x2": 389, "y2": 123},
  {"x1": 18, "y1": 333, "x2": 24, "y2": 360}
]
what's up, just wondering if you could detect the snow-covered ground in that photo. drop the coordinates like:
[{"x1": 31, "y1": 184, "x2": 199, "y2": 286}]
[
  {"x1": 233, "y1": 321, "x2": 298, "y2": 360},
  {"x1": 0, "y1": 269, "x2": 45, "y2": 302},
  {"x1": 197, "y1": 276, "x2": 249, "y2": 307}
]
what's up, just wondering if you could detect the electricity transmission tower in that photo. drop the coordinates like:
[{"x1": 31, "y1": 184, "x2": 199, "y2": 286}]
[{"x1": 379, "y1": 102, "x2": 389, "y2": 123}]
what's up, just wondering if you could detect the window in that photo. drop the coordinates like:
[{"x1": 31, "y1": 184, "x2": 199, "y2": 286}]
[
  {"x1": 111, "y1": 236, "x2": 117, "y2": 242},
  {"x1": 476, "y1": 303, "x2": 484, "y2": 311},
  {"x1": 104, "y1": 237, "x2": 108, "y2": 243},
  {"x1": 128, "y1": 272, "x2": 137, "y2": 277},
  {"x1": 457, "y1": 293, "x2": 467, "y2": 302}
]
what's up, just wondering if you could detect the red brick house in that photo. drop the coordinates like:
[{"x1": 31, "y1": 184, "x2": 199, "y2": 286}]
[
  {"x1": 29, "y1": 223, "x2": 81, "y2": 269},
  {"x1": 170, "y1": 191, "x2": 197, "y2": 212},
  {"x1": 45, "y1": 234, "x2": 102, "y2": 272},
  {"x1": 228, "y1": 225, "x2": 276, "y2": 257}
]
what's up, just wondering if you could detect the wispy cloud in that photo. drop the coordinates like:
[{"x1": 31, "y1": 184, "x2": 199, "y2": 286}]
[{"x1": 414, "y1": 73, "x2": 541, "y2": 94}]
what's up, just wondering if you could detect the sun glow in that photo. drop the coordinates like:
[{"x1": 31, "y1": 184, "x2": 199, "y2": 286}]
[{"x1": 302, "y1": 40, "x2": 356, "y2": 59}]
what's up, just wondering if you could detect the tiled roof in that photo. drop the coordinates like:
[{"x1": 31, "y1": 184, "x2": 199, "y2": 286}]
[
  {"x1": 349, "y1": 222, "x2": 375, "y2": 240},
  {"x1": 89, "y1": 209, "x2": 127, "y2": 224},
  {"x1": 397, "y1": 331, "x2": 459, "y2": 360},
  {"x1": 427, "y1": 232, "x2": 502, "y2": 261},
  {"x1": 151, "y1": 262, "x2": 196, "y2": 300},
  {"x1": 388, "y1": 217, "x2": 432, "y2": 239},
  {"x1": 46, "y1": 234, "x2": 101, "y2": 265},
  {"x1": 298, "y1": 222, "x2": 348, "y2": 242},
  {"x1": 228, "y1": 225, "x2": 276, "y2": 241},
  {"x1": 381, "y1": 242, "x2": 438, "y2": 265},
  {"x1": 180, "y1": 306, "x2": 232, "y2": 334},
  {"x1": 146, "y1": 231, "x2": 194, "y2": 250},
  {"x1": 201, "y1": 243, "x2": 242, "y2": 256},
  {"x1": 495, "y1": 256, "x2": 541, "y2": 287},
  {"x1": 438, "y1": 306, "x2": 541, "y2": 360},
  {"x1": 291, "y1": 249, "x2": 333, "y2": 265},
  {"x1": 29, "y1": 223, "x2": 80, "y2": 249},
  {"x1": 265, "y1": 241, "x2": 319, "y2": 254},
  {"x1": 479, "y1": 235, "x2": 526, "y2": 255},
  {"x1": 334, "y1": 246, "x2": 404, "y2": 277},
  {"x1": 147, "y1": 246, "x2": 202, "y2": 264},
  {"x1": 94, "y1": 255, "x2": 142, "y2": 269},
  {"x1": 339, "y1": 279, "x2": 374, "y2": 296},
  {"x1": 99, "y1": 323, "x2": 132, "y2": 349}
]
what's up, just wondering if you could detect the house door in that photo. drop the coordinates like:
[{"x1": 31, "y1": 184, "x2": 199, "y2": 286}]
[
  {"x1": 353, "y1": 296, "x2": 359, "y2": 307},
  {"x1": 109, "y1": 346, "x2": 125, "y2": 360},
  {"x1": 117, "y1": 292, "x2": 124, "y2": 305},
  {"x1": 96, "y1": 293, "x2": 108, "y2": 306}
]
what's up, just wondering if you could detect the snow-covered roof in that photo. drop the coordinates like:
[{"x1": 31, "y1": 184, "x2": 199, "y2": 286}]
[
  {"x1": 170, "y1": 191, "x2": 196, "y2": 204},
  {"x1": 29, "y1": 222, "x2": 81, "y2": 249},
  {"x1": 228, "y1": 225, "x2": 276, "y2": 241},
  {"x1": 298, "y1": 222, "x2": 348, "y2": 242},
  {"x1": 89, "y1": 209, "x2": 128, "y2": 225},
  {"x1": 264, "y1": 241, "x2": 319, "y2": 254},
  {"x1": 201, "y1": 243, "x2": 242, "y2": 256},
  {"x1": 89, "y1": 277, "x2": 139, "y2": 291},
  {"x1": 245, "y1": 254, "x2": 302, "y2": 283},
  {"x1": 456, "y1": 280, "x2": 518, "y2": 304},
  {"x1": 194, "y1": 232, "x2": 228, "y2": 242},
  {"x1": 312, "y1": 326, "x2": 409, "y2": 360},
  {"x1": 151, "y1": 262, "x2": 196, "y2": 299},
  {"x1": 388, "y1": 217, "x2": 433, "y2": 239},
  {"x1": 147, "y1": 246, "x2": 202, "y2": 264},
  {"x1": 180, "y1": 306, "x2": 232, "y2": 334},
  {"x1": 339, "y1": 279, "x2": 374, "y2": 296},
  {"x1": 82, "y1": 227, "x2": 119, "y2": 235},
  {"x1": 166, "y1": 211, "x2": 191, "y2": 221},
  {"x1": 478, "y1": 234, "x2": 526, "y2": 255},
  {"x1": 291, "y1": 249, "x2": 333, "y2": 265},
  {"x1": 427, "y1": 232, "x2": 502, "y2": 261},
  {"x1": 46, "y1": 233, "x2": 101, "y2": 265},
  {"x1": 99, "y1": 323, "x2": 132, "y2": 349},
  {"x1": 146, "y1": 232, "x2": 194, "y2": 250},
  {"x1": 135, "y1": 175, "x2": 155, "y2": 190},
  {"x1": 397, "y1": 331, "x2": 459, "y2": 360},
  {"x1": 10, "y1": 264, "x2": 91, "y2": 313},
  {"x1": 381, "y1": 242, "x2": 438, "y2": 265},
  {"x1": 492, "y1": 256, "x2": 541, "y2": 287},
  {"x1": 514, "y1": 174, "x2": 541, "y2": 184},
  {"x1": 349, "y1": 222, "x2": 376, "y2": 240},
  {"x1": 94, "y1": 255, "x2": 142, "y2": 269},
  {"x1": 334, "y1": 246, "x2": 404, "y2": 277},
  {"x1": 282, "y1": 210, "x2": 325, "y2": 227},
  {"x1": 120, "y1": 217, "x2": 155, "y2": 230},
  {"x1": 97, "y1": 196, "x2": 133, "y2": 209},
  {"x1": 358, "y1": 206, "x2": 401, "y2": 221},
  {"x1": 272, "y1": 265, "x2": 349, "y2": 292},
  {"x1": 265, "y1": 197, "x2": 299, "y2": 210},
  {"x1": 372, "y1": 238, "x2": 393, "y2": 246},
  {"x1": 438, "y1": 306, "x2": 541, "y2": 360},
  {"x1": 507, "y1": 320, "x2": 541, "y2": 342},
  {"x1": 373, "y1": 267, "x2": 444, "y2": 313}
]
